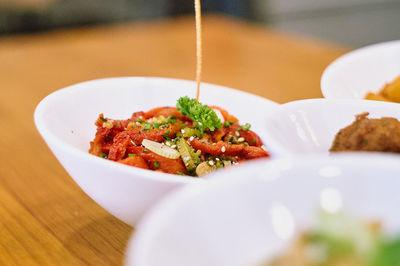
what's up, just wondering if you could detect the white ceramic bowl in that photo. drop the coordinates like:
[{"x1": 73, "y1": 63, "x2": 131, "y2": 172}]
[
  {"x1": 321, "y1": 40, "x2": 400, "y2": 100},
  {"x1": 263, "y1": 98, "x2": 400, "y2": 156},
  {"x1": 34, "y1": 77, "x2": 278, "y2": 225},
  {"x1": 126, "y1": 153, "x2": 400, "y2": 266}
]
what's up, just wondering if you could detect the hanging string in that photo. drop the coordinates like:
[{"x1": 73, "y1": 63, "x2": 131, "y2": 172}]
[{"x1": 195, "y1": 0, "x2": 202, "y2": 101}]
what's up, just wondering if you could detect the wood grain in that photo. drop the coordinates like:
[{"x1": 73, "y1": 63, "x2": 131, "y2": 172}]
[{"x1": 0, "y1": 15, "x2": 348, "y2": 265}]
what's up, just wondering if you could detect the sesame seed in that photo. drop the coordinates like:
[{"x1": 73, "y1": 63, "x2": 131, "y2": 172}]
[
  {"x1": 215, "y1": 158, "x2": 220, "y2": 161},
  {"x1": 189, "y1": 136, "x2": 194, "y2": 141},
  {"x1": 181, "y1": 129, "x2": 185, "y2": 133},
  {"x1": 235, "y1": 131, "x2": 240, "y2": 136},
  {"x1": 171, "y1": 145, "x2": 177, "y2": 149},
  {"x1": 221, "y1": 146, "x2": 226, "y2": 153},
  {"x1": 208, "y1": 161, "x2": 214, "y2": 166},
  {"x1": 238, "y1": 137, "x2": 245, "y2": 142}
]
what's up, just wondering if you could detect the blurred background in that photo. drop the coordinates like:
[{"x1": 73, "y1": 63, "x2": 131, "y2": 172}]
[{"x1": 1, "y1": 0, "x2": 399, "y2": 47}]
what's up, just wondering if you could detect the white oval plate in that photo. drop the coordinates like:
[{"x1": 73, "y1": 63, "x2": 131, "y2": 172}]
[
  {"x1": 321, "y1": 40, "x2": 400, "y2": 100},
  {"x1": 126, "y1": 153, "x2": 400, "y2": 266},
  {"x1": 34, "y1": 77, "x2": 278, "y2": 225},
  {"x1": 263, "y1": 98, "x2": 400, "y2": 156}
]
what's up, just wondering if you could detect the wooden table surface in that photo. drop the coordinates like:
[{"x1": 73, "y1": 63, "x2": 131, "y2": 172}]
[{"x1": 0, "y1": 15, "x2": 348, "y2": 265}]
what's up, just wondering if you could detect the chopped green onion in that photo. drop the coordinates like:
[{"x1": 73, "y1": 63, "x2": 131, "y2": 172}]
[
  {"x1": 100, "y1": 153, "x2": 108, "y2": 158},
  {"x1": 237, "y1": 123, "x2": 251, "y2": 131},
  {"x1": 153, "y1": 122, "x2": 162, "y2": 129},
  {"x1": 99, "y1": 117, "x2": 107, "y2": 122},
  {"x1": 128, "y1": 154, "x2": 137, "y2": 157},
  {"x1": 224, "y1": 121, "x2": 234, "y2": 128},
  {"x1": 162, "y1": 130, "x2": 171, "y2": 140},
  {"x1": 154, "y1": 161, "x2": 160, "y2": 169},
  {"x1": 180, "y1": 128, "x2": 201, "y2": 138},
  {"x1": 165, "y1": 116, "x2": 177, "y2": 124}
]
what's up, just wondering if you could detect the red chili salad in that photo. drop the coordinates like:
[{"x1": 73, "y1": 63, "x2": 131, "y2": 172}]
[{"x1": 89, "y1": 97, "x2": 269, "y2": 176}]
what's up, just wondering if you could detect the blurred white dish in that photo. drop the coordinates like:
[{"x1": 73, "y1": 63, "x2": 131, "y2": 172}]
[
  {"x1": 321, "y1": 40, "x2": 400, "y2": 100},
  {"x1": 126, "y1": 153, "x2": 400, "y2": 266},
  {"x1": 34, "y1": 77, "x2": 278, "y2": 225},
  {"x1": 263, "y1": 98, "x2": 400, "y2": 156}
]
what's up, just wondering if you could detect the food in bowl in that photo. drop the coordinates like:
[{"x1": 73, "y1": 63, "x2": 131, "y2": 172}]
[
  {"x1": 330, "y1": 112, "x2": 400, "y2": 153},
  {"x1": 88, "y1": 1, "x2": 271, "y2": 177},
  {"x1": 89, "y1": 97, "x2": 269, "y2": 176},
  {"x1": 266, "y1": 210, "x2": 400, "y2": 266},
  {"x1": 365, "y1": 74, "x2": 400, "y2": 102}
]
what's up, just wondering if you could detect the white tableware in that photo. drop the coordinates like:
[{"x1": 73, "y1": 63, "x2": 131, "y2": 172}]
[
  {"x1": 126, "y1": 153, "x2": 400, "y2": 266},
  {"x1": 34, "y1": 77, "x2": 278, "y2": 225},
  {"x1": 321, "y1": 40, "x2": 400, "y2": 100},
  {"x1": 263, "y1": 98, "x2": 400, "y2": 156}
]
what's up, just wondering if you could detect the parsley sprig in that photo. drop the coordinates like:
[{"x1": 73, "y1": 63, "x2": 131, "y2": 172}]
[{"x1": 176, "y1": 96, "x2": 222, "y2": 136}]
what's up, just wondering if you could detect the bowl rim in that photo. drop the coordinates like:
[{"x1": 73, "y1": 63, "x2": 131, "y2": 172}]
[
  {"x1": 273, "y1": 97, "x2": 400, "y2": 109},
  {"x1": 321, "y1": 40, "x2": 400, "y2": 99},
  {"x1": 33, "y1": 76, "x2": 277, "y2": 184},
  {"x1": 126, "y1": 152, "x2": 400, "y2": 266}
]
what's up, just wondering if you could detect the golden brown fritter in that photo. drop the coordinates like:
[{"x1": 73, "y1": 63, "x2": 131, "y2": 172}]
[{"x1": 330, "y1": 112, "x2": 400, "y2": 152}]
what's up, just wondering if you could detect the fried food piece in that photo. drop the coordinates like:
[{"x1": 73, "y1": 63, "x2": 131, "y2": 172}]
[
  {"x1": 330, "y1": 112, "x2": 400, "y2": 152},
  {"x1": 382, "y1": 75, "x2": 400, "y2": 102},
  {"x1": 365, "y1": 75, "x2": 400, "y2": 103},
  {"x1": 365, "y1": 92, "x2": 393, "y2": 102}
]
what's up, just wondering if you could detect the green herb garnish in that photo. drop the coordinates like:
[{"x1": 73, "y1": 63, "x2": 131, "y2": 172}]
[
  {"x1": 154, "y1": 161, "x2": 160, "y2": 169},
  {"x1": 128, "y1": 154, "x2": 137, "y2": 157},
  {"x1": 237, "y1": 123, "x2": 251, "y2": 131},
  {"x1": 176, "y1": 96, "x2": 222, "y2": 136},
  {"x1": 100, "y1": 153, "x2": 108, "y2": 158},
  {"x1": 99, "y1": 117, "x2": 108, "y2": 122}
]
